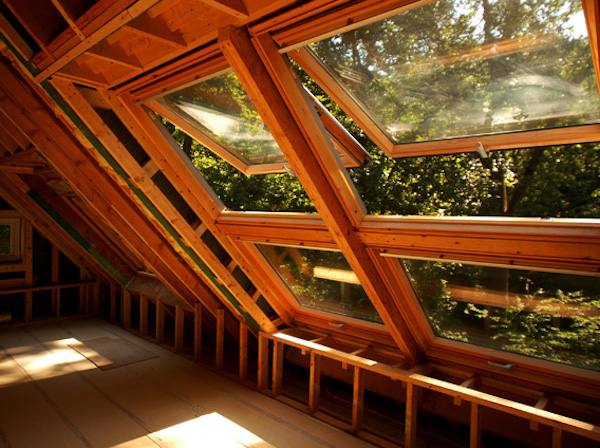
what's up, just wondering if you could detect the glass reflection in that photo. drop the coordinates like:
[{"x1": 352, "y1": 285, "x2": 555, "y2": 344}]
[
  {"x1": 310, "y1": 0, "x2": 600, "y2": 144},
  {"x1": 163, "y1": 72, "x2": 286, "y2": 165},
  {"x1": 402, "y1": 258, "x2": 600, "y2": 370},
  {"x1": 258, "y1": 244, "x2": 383, "y2": 323}
]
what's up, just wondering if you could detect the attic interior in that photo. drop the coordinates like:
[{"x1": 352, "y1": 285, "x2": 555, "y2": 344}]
[{"x1": 0, "y1": 0, "x2": 599, "y2": 446}]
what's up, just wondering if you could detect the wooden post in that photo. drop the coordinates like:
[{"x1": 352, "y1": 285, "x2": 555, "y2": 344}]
[
  {"x1": 23, "y1": 220, "x2": 33, "y2": 322},
  {"x1": 110, "y1": 283, "x2": 117, "y2": 322},
  {"x1": 92, "y1": 280, "x2": 100, "y2": 315},
  {"x1": 122, "y1": 288, "x2": 131, "y2": 329},
  {"x1": 156, "y1": 299, "x2": 165, "y2": 344},
  {"x1": 216, "y1": 308, "x2": 224, "y2": 369},
  {"x1": 239, "y1": 322, "x2": 248, "y2": 382},
  {"x1": 352, "y1": 366, "x2": 365, "y2": 433},
  {"x1": 79, "y1": 268, "x2": 89, "y2": 314},
  {"x1": 174, "y1": 305, "x2": 184, "y2": 352},
  {"x1": 139, "y1": 294, "x2": 148, "y2": 336},
  {"x1": 405, "y1": 383, "x2": 418, "y2": 448},
  {"x1": 194, "y1": 302, "x2": 202, "y2": 361},
  {"x1": 51, "y1": 244, "x2": 60, "y2": 317},
  {"x1": 257, "y1": 332, "x2": 269, "y2": 392},
  {"x1": 553, "y1": 428, "x2": 562, "y2": 448},
  {"x1": 470, "y1": 402, "x2": 482, "y2": 448},
  {"x1": 272, "y1": 340, "x2": 284, "y2": 397},
  {"x1": 309, "y1": 352, "x2": 321, "y2": 414}
]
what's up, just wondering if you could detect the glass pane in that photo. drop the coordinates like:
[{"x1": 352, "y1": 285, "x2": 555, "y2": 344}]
[
  {"x1": 163, "y1": 72, "x2": 286, "y2": 165},
  {"x1": 258, "y1": 244, "x2": 383, "y2": 323},
  {"x1": 310, "y1": 0, "x2": 600, "y2": 144},
  {"x1": 402, "y1": 258, "x2": 600, "y2": 370},
  {"x1": 349, "y1": 142, "x2": 600, "y2": 217},
  {"x1": 0, "y1": 225, "x2": 11, "y2": 255},
  {"x1": 162, "y1": 119, "x2": 315, "y2": 212}
]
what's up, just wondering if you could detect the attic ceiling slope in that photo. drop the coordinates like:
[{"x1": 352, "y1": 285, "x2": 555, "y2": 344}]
[{"x1": 0, "y1": 53, "x2": 230, "y2": 319}]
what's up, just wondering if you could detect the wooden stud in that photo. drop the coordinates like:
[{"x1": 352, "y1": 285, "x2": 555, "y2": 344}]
[
  {"x1": 455, "y1": 376, "x2": 477, "y2": 406},
  {"x1": 79, "y1": 268, "x2": 90, "y2": 313},
  {"x1": 23, "y1": 219, "x2": 33, "y2": 322},
  {"x1": 51, "y1": 243, "x2": 60, "y2": 318},
  {"x1": 405, "y1": 383, "x2": 418, "y2": 448},
  {"x1": 309, "y1": 352, "x2": 321, "y2": 413},
  {"x1": 139, "y1": 294, "x2": 148, "y2": 336},
  {"x1": 239, "y1": 322, "x2": 248, "y2": 382},
  {"x1": 174, "y1": 305, "x2": 184, "y2": 352},
  {"x1": 352, "y1": 366, "x2": 365, "y2": 433},
  {"x1": 122, "y1": 287, "x2": 131, "y2": 328},
  {"x1": 470, "y1": 402, "x2": 482, "y2": 448},
  {"x1": 272, "y1": 340, "x2": 284, "y2": 397},
  {"x1": 92, "y1": 280, "x2": 100, "y2": 315},
  {"x1": 110, "y1": 283, "x2": 117, "y2": 322},
  {"x1": 257, "y1": 332, "x2": 269, "y2": 392},
  {"x1": 553, "y1": 427, "x2": 563, "y2": 448},
  {"x1": 530, "y1": 394, "x2": 551, "y2": 431},
  {"x1": 49, "y1": 0, "x2": 86, "y2": 40},
  {"x1": 194, "y1": 302, "x2": 202, "y2": 361},
  {"x1": 216, "y1": 308, "x2": 225, "y2": 369},
  {"x1": 156, "y1": 299, "x2": 165, "y2": 344}
]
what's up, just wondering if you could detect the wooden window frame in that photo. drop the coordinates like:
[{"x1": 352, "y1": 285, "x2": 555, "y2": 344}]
[
  {"x1": 273, "y1": 0, "x2": 600, "y2": 158},
  {"x1": 0, "y1": 212, "x2": 22, "y2": 265}
]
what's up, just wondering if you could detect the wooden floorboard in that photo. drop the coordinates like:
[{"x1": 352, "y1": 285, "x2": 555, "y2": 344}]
[{"x1": 0, "y1": 317, "x2": 375, "y2": 448}]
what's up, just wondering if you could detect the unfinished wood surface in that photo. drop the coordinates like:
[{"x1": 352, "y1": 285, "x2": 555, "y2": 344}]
[
  {"x1": 405, "y1": 382, "x2": 418, "y2": 448},
  {"x1": 309, "y1": 351, "x2": 321, "y2": 414},
  {"x1": 216, "y1": 308, "x2": 225, "y2": 369},
  {"x1": 239, "y1": 322, "x2": 248, "y2": 381},
  {"x1": 156, "y1": 299, "x2": 165, "y2": 344},
  {"x1": 23, "y1": 220, "x2": 33, "y2": 322},
  {"x1": 51, "y1": 243, "x2": 60, "y2": 317},
  {"x1": 174, "y1": 305, "x2": 184, "y2": 352},
  {"x1": 222, "y1": 25, "x2": 420, "y2": 364},
  {"x1": 140, "y1": 294, "x2": 148, "y2": 336},
  {"x1": 271, "y1": 340, "x2": 284, "y2": 397},
  {"x1": 257, "y1": 332, "x2": 269, "y2": 391},
  {"x1": 352, "y1": 366, "x2": 365, "y2": 433},
  {"x1": 470, "y1": 402, "x2": 481, "y2": 448},
  {"x1": 110, "y1": 284, "x2": 117, "y2": 322},
  {"x1": 122, "y1": 288, "x2": 131, "y2": 329},
  {"x1": 194, "y1": 302, "x2": 202, "y2": 361}
]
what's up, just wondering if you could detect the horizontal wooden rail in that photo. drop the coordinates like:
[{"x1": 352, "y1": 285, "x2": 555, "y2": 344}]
[
  {"x1": 0, "y1": 280, "x2": 96, "y2": 295},
  {"x1": 263, "y1": 329, "x2": 600, "y2": 446}
]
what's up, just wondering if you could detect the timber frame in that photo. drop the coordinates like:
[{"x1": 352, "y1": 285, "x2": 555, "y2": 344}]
[{"x1": 0, "y1": 0, "x2": 599, "y2": 447}]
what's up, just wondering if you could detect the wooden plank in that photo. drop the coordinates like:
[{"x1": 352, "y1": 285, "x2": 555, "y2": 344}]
[
  {"x1": 313, "y1": 266, "x2": 360, "y2": 284},
  {"x1": 530, "y1": 394, "x2": 551, "y2": 431},
  {"x1": 198, "y1": 0, "x2": 248, "y2": 19},
  {"x1": 309, "y1": 352, "x2": 321, "y2": 413},
  {"x1": 239, "y1": 322, "x2": 248, "y2": 382},
  {"x1": 553, "y1": 427, "x2": 563, "y2": 448},
  {"x1": 216, "y1": 308, "x2": 225, "y2": 369},
  {"x1": 405, "y1": 383, "x2": 418, "y2": 448},
  {"x1": 123, "y1": 20, "x2": 186, "y2": 48},
  {"x1": 470, "y1": 402, "x2": 481, "y2": 448},
  {"x1": 222, "y1": 26, "x2": 420, "y2": 364},
  {"x1": 0, "y1": 12, "x2": 34, "y2": 60},
  {"x1": 140, "y1": 294, "x2": 148, "y2": 336},
  {"x1": 34, "y1": 0, "x2": 161, "y2": 82},
  {"x1": 155, "y1": 299, "x2": 165, "y2": 343},
  {"x1": 49, "y1": 0, "x2": 86, "y2": 40},
  {"x1": 0, "y1": 280, "x2": 96, "y2": 295},
  {"x1": 79, "y1": 268, "x2": 90, "y2": 313},
  {"x1": 257, "y1": 332, "x2": 269, "y2": 391},
  {"x1": 352, "y1": 366, "x2": 365, "y2": 433},
  {"x1": 272, "y1": 340, "x2": 284, "y2": 397},
  {"x1": 194, "y1": 302, "x2": 202, "y2": 361},
  {"x1": 174, "y1": 305, "x2": 184, "y2": 352}
]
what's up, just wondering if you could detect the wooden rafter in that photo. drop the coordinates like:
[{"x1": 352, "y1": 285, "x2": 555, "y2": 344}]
[
  {"x1": 49, "y1": 0, "x2": 86, "y2": 40},
  {"x1": 220, "y1": 25, "x2": 421, "y2": 364},
  {"x1": 123, "y1": 15, "x2": 187, "y2": 48}
]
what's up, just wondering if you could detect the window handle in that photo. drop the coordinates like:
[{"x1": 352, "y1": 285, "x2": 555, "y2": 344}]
[{"x1": 488, "y1": 361, "x2": 515, "y2": 370}]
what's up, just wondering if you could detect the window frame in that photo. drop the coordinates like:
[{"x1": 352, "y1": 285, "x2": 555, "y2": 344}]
[
  {"x1": 0, "y1": 212, "x2": 22, "y2": 265},
  {"x1": 278, "y1": 0, "x2": 600, "y2": 159}
]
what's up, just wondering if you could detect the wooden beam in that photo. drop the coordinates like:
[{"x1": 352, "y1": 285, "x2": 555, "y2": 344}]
[
  {"x1": 198, "y1": 0, "x2": 249, "y2": 19},
  {"x1": 272, "y1": 340, "x2": 284, "y2": 397},
  {"x1": 221, "y1": 26, "x2": 420, "y2": 364},
  {"x1": 51, "y1": 244, "x2": 60, "y2": 318},
  {"x1": 405, "y1": 383, "x2": 418, "y2": 448},
  {"x1": 49, "y1": 0, "x2": 86, "y2": 40},
  {"x1": 121, "y1": 288, "x2": 131, "y2": 328},
  {"x1": 313, "y1": 266, "x2": 360, "y2": 284},
  {"x1": 470, "y1": 402, "x2": 481, "y2": 448},
  {"x1": 309, "y1": 352, "x2": 321, "y2": 414},
  {"x1": 23, "y1": 220, "x2": 33, "y2": 322},
  {"x1": 239, "y1": 321, "x2": 248, "y2": 382},
  {"x1": 257, "y1": 332, "x2": 269, "y2": 391},
  {"x1": 174, "y1": 305, "x2": 184, "y2": 352},
  {"x1": 216, "y1": 308, "x2": 225, "y2": 369},
  {"x1": 194, "y1": 302, "x2": 202, "y2": 361},
  {"x1": 110, "y1": 283, "x2": 117, "y2": 322},
  {"x1": 123, "y1": 17, "x2": 186, "y2": 48},
  {"x1": 140, "y1": 294, "x2": 148, "y2": 336},
  {"x1": 352, "y1": 366, "x2": 365, "y2": 433},
  {"x1": 34, "y1": 0, "x2": 161, "y2": 82},
  {"x1": 156, "y1": 299, "x2": 165, "y2": 344}
]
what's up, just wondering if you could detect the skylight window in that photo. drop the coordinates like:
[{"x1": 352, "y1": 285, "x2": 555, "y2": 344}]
[
  {"x1": 401, "y1": 257, "x2": 600, "y2": 371},
  {"x1": 257, "y1": 244, "x2": 383, "y2": 323},
  {"x1": 298, "y1": 0, "x2": 600, "y2": 155}
]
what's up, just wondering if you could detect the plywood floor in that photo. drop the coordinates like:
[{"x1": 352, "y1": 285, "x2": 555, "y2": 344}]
[{"x1": 0, "y1": 317, "x2": 375, "y2": 448}]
